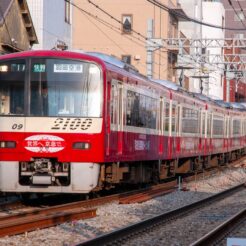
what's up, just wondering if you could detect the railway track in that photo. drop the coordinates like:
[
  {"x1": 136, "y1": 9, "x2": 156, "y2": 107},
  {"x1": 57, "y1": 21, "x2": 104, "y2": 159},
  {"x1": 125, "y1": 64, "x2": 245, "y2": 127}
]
[
  {"x1": 77, "y1": 183, "x2": 246, "y2": 246},
  {"x1": 0, "y1": 202, "x2": 96, "y2": 237},
  {"x1": 191, "y1": 208, "x2": 246, "y2": 246},
  {"x1": 0, "y1": 181, "x2": 177, "y2": 237},
  {"x1": 0, "y1": 163, "x2": 244, "y2": 238}
]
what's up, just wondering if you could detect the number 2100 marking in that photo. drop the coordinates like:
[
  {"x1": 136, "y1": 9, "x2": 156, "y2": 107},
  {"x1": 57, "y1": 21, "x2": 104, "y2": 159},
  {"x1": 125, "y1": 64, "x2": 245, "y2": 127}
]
[{"x1": 51, "y1": 118, "x2": 92, "y2": 130}]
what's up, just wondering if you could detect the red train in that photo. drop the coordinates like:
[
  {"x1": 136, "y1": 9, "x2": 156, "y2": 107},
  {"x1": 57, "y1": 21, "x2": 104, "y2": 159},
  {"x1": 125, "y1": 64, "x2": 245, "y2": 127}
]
[{"x1": 0, "y1": 50, "x2": 245, "y2": 194}]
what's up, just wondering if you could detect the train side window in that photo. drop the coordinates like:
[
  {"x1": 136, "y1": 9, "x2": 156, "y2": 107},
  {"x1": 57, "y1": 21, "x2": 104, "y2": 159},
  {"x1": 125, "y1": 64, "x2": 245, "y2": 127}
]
[
  {"x1": 233, "y1": 119, "x2": 240, "y2": 136},
  {"x1": 126, "y1": 90, "x2": 139, "y2": 126},
  {"x1": 181, "y1": 106, "x2": 199, "y2": 134},
  {"x1": 201, "y1": 111, "x2": 206, "y2": 135},
  {"x1": 139, "y1": 94, "x2": 146, "y2": 127},
  {"x1": 213, "y1": 115, "x2": 224, "y2": 136},
  {"x1": 164, "y1": 102, "x2": 169, "y2": 132},
  {"x1": 158, "y1": 97, "x2": 163, "y2": 133},
  {"x1": 207, "y1": 113, "x2": 211, "y2": 137},
  {"x1": 126, "y1": 90, "x2": 157, "y2": 129},
  {"x1": 149, "y1": 97, "x2": 157, "y2": 129},
  {"x1": 244, "y1": 120, "x2": 246, "y2": 136},
  {"x1": 172, "y1": 104, "x2": 176, "y2": 133},
  {"x1": 110, "y1": 84, "x2": 118, "y2": 125}
]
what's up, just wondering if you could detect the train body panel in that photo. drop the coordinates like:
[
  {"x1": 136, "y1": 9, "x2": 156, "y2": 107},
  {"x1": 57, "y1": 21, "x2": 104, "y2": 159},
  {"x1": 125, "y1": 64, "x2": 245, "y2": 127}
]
[
  {"x1": 0, "y1": 50, "x2": 246, "y2": 194},
  {"x1": 0, "y1": 161, "x2": 100, "y2": 193}
]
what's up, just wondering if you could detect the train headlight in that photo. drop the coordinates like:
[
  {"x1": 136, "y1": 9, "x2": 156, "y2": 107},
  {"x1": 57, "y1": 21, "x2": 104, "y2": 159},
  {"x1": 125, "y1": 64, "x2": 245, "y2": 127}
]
[
  {"x1": 0, "y1": 141, "x2": 16, "y2": 148},
  {"x1": 72, "y1": 142, "x2": 91, "y2": 150}
]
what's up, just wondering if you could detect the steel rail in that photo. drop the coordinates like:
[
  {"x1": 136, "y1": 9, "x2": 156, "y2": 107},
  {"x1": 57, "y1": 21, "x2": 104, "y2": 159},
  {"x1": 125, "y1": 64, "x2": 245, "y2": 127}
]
[
  {"x1": 77, "y1": 183, "x2": 245, "y2": 246},
  {"x1": 0, "y1": 207, "x2": 96, "y2": 237},
  {"x1": 190, "y1": 208, "x2": 246, "y2": 246}
]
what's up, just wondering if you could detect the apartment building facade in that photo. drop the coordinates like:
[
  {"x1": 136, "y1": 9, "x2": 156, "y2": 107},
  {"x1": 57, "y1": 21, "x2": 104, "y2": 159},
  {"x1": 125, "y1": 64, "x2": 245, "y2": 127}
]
[
  {"x1": 72, "y1": 0, "x2": 180, "y2": 81},
  {"x1": 220, "y1": 0, "x2": 246, "y2": 102},
  {"x1": 27, "y1": 0, "x2": 72, "y2": 50},
  {"x1": 178, "y1": 0, "x2": 225, "y2": 100}
]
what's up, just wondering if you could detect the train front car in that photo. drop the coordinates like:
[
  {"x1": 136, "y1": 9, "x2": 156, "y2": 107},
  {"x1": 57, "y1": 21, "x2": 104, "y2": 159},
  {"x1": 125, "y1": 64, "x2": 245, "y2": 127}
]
[{"x1": 0, "y1": 51, "x2": 104, "y2": 194}]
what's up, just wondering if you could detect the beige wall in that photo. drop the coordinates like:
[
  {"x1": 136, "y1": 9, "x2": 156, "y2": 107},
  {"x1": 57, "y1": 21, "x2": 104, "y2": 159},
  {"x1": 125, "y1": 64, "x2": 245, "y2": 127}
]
[{"x1": 72, "y1": 0, "x2": 178, "y2": 81}]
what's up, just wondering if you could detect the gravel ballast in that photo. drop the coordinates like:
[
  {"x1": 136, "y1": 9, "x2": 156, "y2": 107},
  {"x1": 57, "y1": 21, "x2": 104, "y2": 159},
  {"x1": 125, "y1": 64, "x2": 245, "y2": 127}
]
[{"x1": 0, "y1": 167, "x2": 245, "y2": 246}]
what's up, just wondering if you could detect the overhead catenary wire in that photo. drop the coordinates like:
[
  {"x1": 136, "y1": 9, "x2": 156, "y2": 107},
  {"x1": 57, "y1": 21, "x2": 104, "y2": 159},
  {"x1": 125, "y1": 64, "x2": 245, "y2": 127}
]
[
  {"x1": 228, "y1": 0, "x2": 246, "y2": 29},
  {"x1": 146, "y1": 0, "x2": 246, "y2": 31},
  {"x1": 66, "y1": 1, "x2": 177, "y2": 66},
  {"x1": 77, "y1": 0, "x2": 225, "y2": 71},
  {"x1": 68, "y1": 0, "x2": 170, "y2": 75},
  {"x1": 67, "y1": 0, "x2": 226, "y2": 78},
  {"x1": 236, "y1": 0, "x2": 246, "y2": 26}
]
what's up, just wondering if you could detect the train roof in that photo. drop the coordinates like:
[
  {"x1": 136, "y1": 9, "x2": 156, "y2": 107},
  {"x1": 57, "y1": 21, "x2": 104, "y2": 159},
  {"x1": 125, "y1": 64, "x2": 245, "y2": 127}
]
[
  {"x1": 214, "y1": 100, "x2": 232, "y2": 109},
  {"x1": 150, "y1": 79, "x2": 181, "y2": 91},
  {"x1": 1, "y1": 50, "x2": 245, "y2": 112},
  {"x1": 230, "y1": 102, "x2": 246, "y2": 111}
]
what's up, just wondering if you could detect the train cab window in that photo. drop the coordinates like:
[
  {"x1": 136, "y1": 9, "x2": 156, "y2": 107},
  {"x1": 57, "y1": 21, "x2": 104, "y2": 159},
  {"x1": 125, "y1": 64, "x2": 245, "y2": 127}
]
[
  {"x1": 0, "y1": 60, "x2": 25, "y2": 115},
  {"x1": 30, "y1": 59, "x2": 102, "y2": 117}
]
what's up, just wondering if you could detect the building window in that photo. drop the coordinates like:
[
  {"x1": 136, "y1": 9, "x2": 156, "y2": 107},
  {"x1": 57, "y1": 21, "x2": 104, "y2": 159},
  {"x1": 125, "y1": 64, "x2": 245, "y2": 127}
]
[
  {"x1": 65, "y1": 0, "x2": 71, "y2": 24},
  {"x1": 122, "y1": 15, "x2": 132, "y2": 33},
  {"x1": 122, "y1": 55, "x2": 131, "y2": 64}
]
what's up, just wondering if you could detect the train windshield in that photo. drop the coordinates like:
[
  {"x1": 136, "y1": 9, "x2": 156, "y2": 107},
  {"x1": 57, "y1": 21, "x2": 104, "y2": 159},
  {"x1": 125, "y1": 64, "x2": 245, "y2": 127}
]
[
  {"x1": 0, "y1": 58, "x2": 103, "y2": 117},
  {"x1": 0, "y1": 60, "x2": 25, "y2": 115}
]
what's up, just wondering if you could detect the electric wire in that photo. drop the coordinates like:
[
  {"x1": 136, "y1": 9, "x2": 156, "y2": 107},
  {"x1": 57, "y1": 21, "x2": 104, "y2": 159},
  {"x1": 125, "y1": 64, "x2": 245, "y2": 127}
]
[
  {"x1": 68, "y1": 0, "x2": 226, "y2": 78},
  {"x1": 67, "y1": 0, "x2": 176, "y2": 73},
  {"x1": 85, "y1": 0, "x2": 225, "y2": 72},
  {"x1": 236, "y1": 0, "x2": 246, "y2": 25},
  {"x1": 146, "y1": 0, "x2": 246, "y2": 31},
  {"x1": 228, "y1": 0, "x2": 246, "y2": 29}
]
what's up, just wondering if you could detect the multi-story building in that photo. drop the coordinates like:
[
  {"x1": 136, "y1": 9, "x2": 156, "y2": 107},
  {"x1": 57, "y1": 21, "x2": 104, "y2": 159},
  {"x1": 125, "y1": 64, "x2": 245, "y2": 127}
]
[
  {"x1": 26, "y1": 0, "x2": 72, "y2": 50},
  {"x1": 72, "y1": 0, "x2": 181, "y2": 81},
  {"x1": 202, "y1": 1, "x2": 225, "y2": 100},
  {"x1": 220, "y1": 0, "x2": 246, "y2": 102},
  {"x1": 178, "y1": 0, "x2": 225, "y2": 100},
  {"x1": 0, "y1": 0, "x2": 37, "y2": 53},
  {"x1": 221, "y1": 0, "x2": 246, "y2": 39}
]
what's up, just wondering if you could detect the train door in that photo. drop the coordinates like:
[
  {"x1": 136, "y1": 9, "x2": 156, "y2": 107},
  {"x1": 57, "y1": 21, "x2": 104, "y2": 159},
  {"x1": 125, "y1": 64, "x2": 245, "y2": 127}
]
[
  {"x1": 200, "y1": 110, "x2": 207, "y2": 154},
  {"x1": 169, "y1": 101, "x2": 178, "y2": 158},
  {"x1": 109, "y1": 79, "x2": 123, "y2": 155},
  {"x1": 225, "y1": 115, "x2": 230, "y2": 151},
  {"x1": 207, "y1": 112, "x2": 212, "y2": 153},
  {"x1": 158, "y1": 97, "x2": 164, "y2": 155},
  {"x1": 176, "y1": 104, "x2": 181, "y2": 154},
  {"x1": 176, "y1": 104, "x2": 181, "y2": 137}
]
